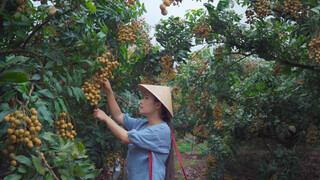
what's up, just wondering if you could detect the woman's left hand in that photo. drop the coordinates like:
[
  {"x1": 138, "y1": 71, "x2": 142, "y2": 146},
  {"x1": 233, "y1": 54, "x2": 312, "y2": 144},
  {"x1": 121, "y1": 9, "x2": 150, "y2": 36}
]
[{"x1": 93, "y1": 109, "x2": 108, "y2": 122}]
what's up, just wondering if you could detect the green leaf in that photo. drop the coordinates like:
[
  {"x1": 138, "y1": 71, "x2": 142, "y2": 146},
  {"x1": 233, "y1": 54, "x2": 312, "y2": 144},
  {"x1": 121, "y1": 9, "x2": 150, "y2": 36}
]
[
  {"x1": 18, "y1": 165, "x2": 28, "y2": 173},
  {"x1": 85, "y1": 1, "x2": 96, "y2": 14},
  {"x1": 31, "y1": 155, "x2": 46, "y2": 175},
  {"x1": 31, "y1": 74, "x2": 41, "y2": 81},
  {"x1": 14, "y1": 155, "x2": 32, "y2": 167},
  {"x1": 0, "y1": 90, "x2": 16, "y2": 102},
  {"x1": 58, "y1": 98, "x2": 68, "y2": 113},
  {"x1": 2, "y1": 55, "x2": 29, "y2": 68},
  {"x1": 84, "y1": 169, "x2": 100, "y2": 179},
  {"x1": 78, "y1": 141, "x2": 85, "y2": 153},
  {"x1": 71, "y1": 87, "x2": 87, "y2": 103},
  {"x1": 54, "y1": 101, "x2": 61, "y2": 118},
  {"x1": 4, "y1": 174, "x2": 21, "y2": 180},
  {"x1": 37, "y1": 89, "x2": 55, "y2": 99},
  {"x1": 0, "y1": 72, "x2": 29, "y2": 83},
  {"x1": 37, "y1": 106, "x2": 54, "y2": 125}
]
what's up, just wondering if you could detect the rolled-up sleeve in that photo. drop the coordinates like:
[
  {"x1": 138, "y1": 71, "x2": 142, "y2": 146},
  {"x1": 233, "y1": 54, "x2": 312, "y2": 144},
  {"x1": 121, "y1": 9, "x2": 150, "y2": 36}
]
[
  {"x1": 123, "y1": 113, "x2": 137, "y2": 131},
  {"x1": 128, "y1": 126, "x2": 170, "y2": 153}
]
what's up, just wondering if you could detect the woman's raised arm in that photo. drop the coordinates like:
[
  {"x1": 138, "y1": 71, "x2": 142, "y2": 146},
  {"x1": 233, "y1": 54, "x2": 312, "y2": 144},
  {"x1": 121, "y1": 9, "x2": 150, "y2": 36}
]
[{"x1": 100, "y1": 80, "x2": 124, "y2": 126}]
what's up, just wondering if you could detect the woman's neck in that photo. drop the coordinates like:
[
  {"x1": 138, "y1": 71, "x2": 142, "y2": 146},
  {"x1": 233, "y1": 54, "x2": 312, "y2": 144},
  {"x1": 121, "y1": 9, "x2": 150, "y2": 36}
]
[{"x1": 147, "y1": 113, "x2": 163, "y2": 127}]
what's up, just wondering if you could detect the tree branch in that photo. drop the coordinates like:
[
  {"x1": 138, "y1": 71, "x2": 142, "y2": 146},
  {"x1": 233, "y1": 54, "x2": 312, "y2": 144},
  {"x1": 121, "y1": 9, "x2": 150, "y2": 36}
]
[
  {"x1": 0, "y1": 48, "x2": 41, "y2": 57},
  {"x1": 0, "y1": 0, "x2": 8, "y2": 13},
  {"x1": 22, "y1": 3, "x2": 80, "y2": 49}
]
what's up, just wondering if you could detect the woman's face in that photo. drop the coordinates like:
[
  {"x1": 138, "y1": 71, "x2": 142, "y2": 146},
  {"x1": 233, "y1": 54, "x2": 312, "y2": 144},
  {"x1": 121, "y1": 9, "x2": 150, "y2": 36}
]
[{"x1": 139, "y1": 91, "x2": 161, "y2": 117}]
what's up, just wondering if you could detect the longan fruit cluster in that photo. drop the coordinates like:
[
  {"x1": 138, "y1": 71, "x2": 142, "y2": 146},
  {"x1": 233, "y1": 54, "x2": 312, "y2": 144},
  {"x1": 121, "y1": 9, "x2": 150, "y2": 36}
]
[
  {"x1": 305, "y1": 127, "x2": 319, "y2": 147},
  {"x1": 215, "y1": 46, "x2": 223, "y2": 57},
  {"x1": 201, "y1": 154, "x2": 216, "y2": 178},
  {"x1": 296, "y1": 78, "x2": 304, "y2": 86},
  {"x1": 230, "y1": 103, "x2": 237, "y2": 121},
  {"x1": 250, "y1": 117, "x2": 267, "y2": 137},
  {"x1": 201, "y1": 92, "x2": 209, "y2": 108},
  {"x1": 172, "y1": 85, "x2": 180, "y2": 99},
  {"x1": 243, "y1": 62, "x2": 256, "y2": 72},
  {"x1": 255, "y1": 0, "x2": 272, "y2": 19},
  {"x1": 2, "y1": 108, "x2": 42, "y2": 166},
  {"x1": 283, "y1": 0, "x2": 303, "y2": 19},
  {"x1": 308, "y1": 34, "x2": 320, "y2": 66},
  {"x1": 141, "y1": 76, "x2": 157, "y2": 84},
  {"x1": 192, "y1": 24, "x2": 211, "y2": 38},
  {"x1": 54, "y1": 112, "x2": 77, "y2": 141},
  {"x1": 159, "y1": 0, "x2": 171, "y2": 15},
  {"x1": 117, "y1": 19, "x2": 153, "y2": 55},
  {"x1": 213, "y1": 102, "x2": 223, "y2": 130},
  {"x1": 82, "y1": 51, "x2": 119, "y2": 106},
  {"x1": 159, "y1": 55, "x2": 176, "y2": 83},
  {"x1": 272, "y1": 63, "x2": 283, "y2": 76},
  {"x1": 245, "y1": 9, "x2": 255, "y2": 24},
  {"x1": 16, "y1": 0, "x2": 30, "y2": 12},
  {"x1": 106, "y1": 153, "x2": 126, "y2": 177},
  {"x1": 193, "y1": 124, "x2": 210, "y2": 138},
  {"x1": 170, "y1": 0, "x2": 181, "y2": 6},
  {"x1": 124, "y1": 0, "x2": 136, "y2": 7}
]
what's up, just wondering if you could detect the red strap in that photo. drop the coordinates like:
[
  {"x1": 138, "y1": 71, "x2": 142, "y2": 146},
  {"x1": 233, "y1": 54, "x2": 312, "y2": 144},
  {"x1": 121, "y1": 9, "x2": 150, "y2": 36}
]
[
  {"x1": 148, "y1": 129, "x2": 188, "y2": 180},
  {"x1": 149, "y1": 151, "x2": 152, "y2": 180}
]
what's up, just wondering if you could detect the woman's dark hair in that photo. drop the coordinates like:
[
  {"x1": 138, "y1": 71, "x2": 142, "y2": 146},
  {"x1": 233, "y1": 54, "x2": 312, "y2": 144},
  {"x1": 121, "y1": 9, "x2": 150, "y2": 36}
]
[{"x1": 154, "y1": 97, "x2": 175, "y2": 180}]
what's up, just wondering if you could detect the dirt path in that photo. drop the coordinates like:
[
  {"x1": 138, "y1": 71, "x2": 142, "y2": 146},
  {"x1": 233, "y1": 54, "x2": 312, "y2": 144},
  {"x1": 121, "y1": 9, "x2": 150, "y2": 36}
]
[{"x1": 174, "y1": 153, "x2": 207, "y2": 180}]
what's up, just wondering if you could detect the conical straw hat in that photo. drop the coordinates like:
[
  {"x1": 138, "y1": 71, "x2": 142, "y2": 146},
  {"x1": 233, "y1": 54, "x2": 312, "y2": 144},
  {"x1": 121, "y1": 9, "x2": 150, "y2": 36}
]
[{"x1": 138, "y1": 84, "x2": 173, "y2": 118}]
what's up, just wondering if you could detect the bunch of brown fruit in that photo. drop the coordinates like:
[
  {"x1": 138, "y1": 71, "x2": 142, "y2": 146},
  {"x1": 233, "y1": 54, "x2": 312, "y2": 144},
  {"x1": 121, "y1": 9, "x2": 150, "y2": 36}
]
[
  {"x1": 283, "y1": 0, "x2": 304, "y2": 19},
  {"x1": 124, "y1": 0, "x2": 136, "y2": 7},
  {"x1": 201, "y1": 154, "x2": 216, "y2": 178},
  {"x1": 255, "y1": 0, "x2": 272, "y2": 19},
  {"x1": 159, "y1": 0, "x2": 171, "y2": 15},
  {"x1": 117, "y1": 19, "x2": 153, "y2": 55},
  {"x1": 213, "y1": 102, "x2": 223, "y2": 130},
  {"x1": 159, "y1": 55, "x2": 176, "y2": 83},
  {"x1": 193, "y1": 124, "x2": 210, "y2": 138},
  {"x1": 16, "y1": 0, "x2": 30, "y2": 12},
  {"x1": 308, "y1": 34, "x2": 320, "y2": 66},
  {"x1": 193, "y1": 24, "x2": 211, "y2": 38},
  {"x1": 54, "y1": 112, "x2": 77, "y2": 141},
  {"x1": 82, "y1": 50, "x2": 119, "y2": 106},
  {"x1": 106, "y1": 153, "x2": 126, "y2": 177},
  {"x1": 1, "y1": 108, "x2": 42, "y2": 166}
]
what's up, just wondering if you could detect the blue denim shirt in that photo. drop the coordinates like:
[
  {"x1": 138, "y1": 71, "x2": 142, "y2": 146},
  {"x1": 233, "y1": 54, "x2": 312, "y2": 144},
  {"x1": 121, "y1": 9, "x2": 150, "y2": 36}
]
[{"x1": 123, "y1": 113, "x2": 172, "y2": 180}]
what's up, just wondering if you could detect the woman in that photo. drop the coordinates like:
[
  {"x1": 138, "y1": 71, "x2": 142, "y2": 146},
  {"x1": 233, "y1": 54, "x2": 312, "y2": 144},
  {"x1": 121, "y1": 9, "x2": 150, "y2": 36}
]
[{"x1": 93, "y1": 80, "x2": 175, "y2": 180}]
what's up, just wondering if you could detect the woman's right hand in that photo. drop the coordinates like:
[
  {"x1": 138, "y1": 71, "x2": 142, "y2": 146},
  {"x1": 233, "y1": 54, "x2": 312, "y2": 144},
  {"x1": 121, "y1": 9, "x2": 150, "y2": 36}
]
[{"x1": 100, "y1": 79, "x2": 112, "y2": 94}]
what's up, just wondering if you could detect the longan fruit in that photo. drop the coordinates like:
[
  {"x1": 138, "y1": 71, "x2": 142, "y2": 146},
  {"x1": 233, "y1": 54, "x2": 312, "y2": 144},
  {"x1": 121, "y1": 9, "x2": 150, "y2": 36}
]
[
  {"x1": 162, "y1": 9, "x2": 168, "y2": 15},
  {"x1": 31, "y1": 110, "x2": 37, "y2": 115},
  {"x1": 24, "y1": 117, "x2": 31, "y2": 124},
  {"x1": 2, "y1": 149, "x2": 8, "y2": 155},
  {"x1": 27, "y1": 142, "x2": 33, "y2": 149},
  {"x1": 17, "y1": 113, "x2": 23, "y2": 119},
  {"x1": 10, "y1": 135, "x2": 17, "y2": 141},
  {"x1": 9, "y1": 117, "x2": 15, "y2": 122},
  {"x1": 9, "y1": 153, "x2": 15, "y2": 159},
  {"x1": 34, "y1": 120, "x2": 40, "y2": 126},
  {"x1": 15, "y1": 120, "x2": 22, "y2": 126},
  {"x1": 8, "y1": 145, "x2": 15, "y2": 151},
  {"x1": 11, "y1": 160, "x2": 17, "y2": 166},
  {"x1": 24, "y1": 131, "x2": 30, "y2": 136},
  {"x1": 29, "y1": 127, "x2": 36, "y2": 133},
  {"x1": 4, "y1": 116, "x2": 10, "y2": 122},
  {"x1": 31, "y1": 116, "x2": 37, "y2": 121},
  {"x1": 19, "y1": 129, "x2": 24, "y2": 134},
  {"x1": 160, "y1": 3, "x2": 166, "y2": 10},
  {"x1": 7, "y1": 128, "x2": 14, "y2": 135},
  {"x1": 35, "y1": 138, "x2": 41, "y2": 145},
  {"x1": 35, "y1": 126, "x2": 41, "y2": 132},
  {"x1": 24, "y1": 138, "x2": 30, "y2": 143}
]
